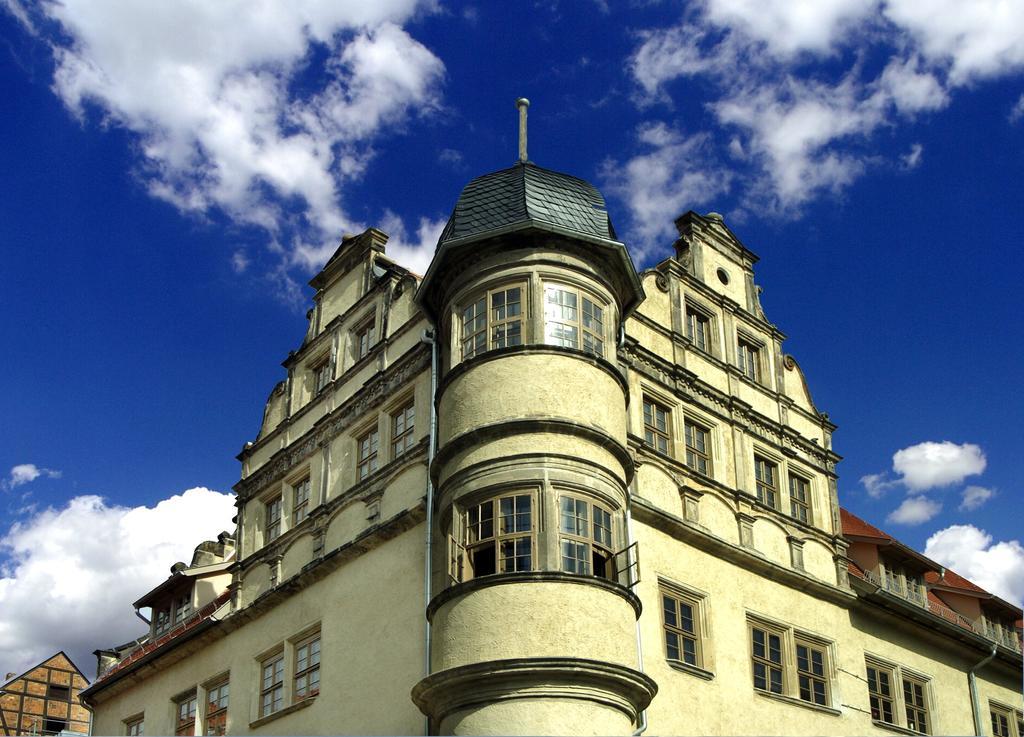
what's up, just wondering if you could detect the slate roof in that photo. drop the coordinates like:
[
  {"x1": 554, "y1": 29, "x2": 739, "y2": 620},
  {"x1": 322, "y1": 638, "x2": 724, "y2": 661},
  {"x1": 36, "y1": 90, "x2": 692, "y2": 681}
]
[{"x1": 438, "y1": 162, "x2": 617, "y2": 246}]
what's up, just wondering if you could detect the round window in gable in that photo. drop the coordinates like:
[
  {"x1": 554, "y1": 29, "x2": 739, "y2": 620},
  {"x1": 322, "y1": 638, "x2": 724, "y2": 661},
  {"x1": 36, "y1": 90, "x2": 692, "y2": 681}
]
[{"x1": 716, "y1": 268, "x2": 730, "y2": 285}]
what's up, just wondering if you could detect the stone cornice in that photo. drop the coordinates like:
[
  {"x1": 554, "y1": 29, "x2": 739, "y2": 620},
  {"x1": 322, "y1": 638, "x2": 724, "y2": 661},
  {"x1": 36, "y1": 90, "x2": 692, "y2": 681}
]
[
  {"x1": 237, "y1": 441, "x2": 427, "y2": 571},
  {"x1": 622, "y1": 341, "x2": 840, "y2": 470},
  {"x1": 426, "y1": 571, "x2": 643, "y2": 622},
  {"x1": 439, "y1": 343, "x2": 630, "y2": 400},
  {"x1": 412, "y1": 657, "x2": 657, "y2": 727},
  {"x1": 630, "y1": 442, "x2": 839, "y2": 549},
  {"x1": 849, "y1": 577, "x2": 1023, "y2": 671},
  {"x1": 631, "y1": 498, "x2": 856, "y2": 607},
  {"x1": 431, "y1": 416, "x2": 634, "y2": 487},
  {"x1": 235, "y1": 346, "x2": 430, "y2": 497}
]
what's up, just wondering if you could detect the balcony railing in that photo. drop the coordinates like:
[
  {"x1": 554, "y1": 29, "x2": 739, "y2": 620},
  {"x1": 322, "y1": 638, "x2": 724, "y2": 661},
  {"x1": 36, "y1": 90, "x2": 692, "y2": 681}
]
[
  {"x1": 864, "y1": 569, "x2": 927, "y2": 608},
  {"x1": 861, "y1": 568, "x2": 1022, "y2": 653}
]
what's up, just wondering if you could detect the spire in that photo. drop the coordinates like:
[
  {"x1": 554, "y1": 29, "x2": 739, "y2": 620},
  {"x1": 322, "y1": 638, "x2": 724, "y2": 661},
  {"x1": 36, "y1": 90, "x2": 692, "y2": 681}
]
[{"x1": 516, "y1": 97, "x2": 529, "y2": 163}]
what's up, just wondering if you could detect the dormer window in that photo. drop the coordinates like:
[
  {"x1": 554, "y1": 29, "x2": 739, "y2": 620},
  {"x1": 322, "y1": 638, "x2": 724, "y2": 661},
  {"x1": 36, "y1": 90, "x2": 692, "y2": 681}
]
[
  {"x1": 173, "y1": 596, "x2": 192, "y2": 624},
  {"x1": 154, "y1": 608, "x2": 171, "y2": 636}
]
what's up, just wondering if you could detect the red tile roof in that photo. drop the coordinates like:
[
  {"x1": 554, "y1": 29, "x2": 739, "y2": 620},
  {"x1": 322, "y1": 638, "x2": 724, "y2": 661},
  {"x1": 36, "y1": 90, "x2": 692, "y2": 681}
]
[
  {"x1": 93, "y1": 591, "x2": 230, "y2": 685},
  {"x1": 840, "y1": 507, "x2": 1020, "y2": 612},
  {"x1": 925, "y1": 568, "x2": 988, "y2": 595},
  {"x1": 840, "y1": 508, "x2": 893, "y2": 542}
]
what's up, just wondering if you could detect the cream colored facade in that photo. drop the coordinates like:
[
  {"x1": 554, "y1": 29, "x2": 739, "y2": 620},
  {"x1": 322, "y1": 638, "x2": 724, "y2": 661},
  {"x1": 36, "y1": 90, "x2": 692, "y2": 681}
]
[{"x1": 82, "y1": 163, "x2": 1022, "y2": 737}]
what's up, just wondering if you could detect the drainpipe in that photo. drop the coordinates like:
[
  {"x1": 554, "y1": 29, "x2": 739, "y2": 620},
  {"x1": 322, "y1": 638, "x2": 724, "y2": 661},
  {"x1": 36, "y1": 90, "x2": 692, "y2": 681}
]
[
  {"x1": 626, "y1": 480, "x2": 648, "y2": 736},
  {"x1": 620, "y1": 309, "x2": 648, "y2": 736},
  {"x1": 420, "y1": 328, "x2": 439, "y2": 736},
  {"x1": 968, "y1": 643, "x2": 997, "y2": 736}
]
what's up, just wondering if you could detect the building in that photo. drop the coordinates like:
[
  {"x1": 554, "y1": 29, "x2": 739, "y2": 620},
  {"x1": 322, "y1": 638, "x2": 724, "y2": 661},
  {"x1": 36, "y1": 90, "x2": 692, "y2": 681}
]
[
  {"x1": 80, "y1": 121, "x2": 1022, "y2": 735},
  {"x1": 1, "y1": 652, "x2": 91, "y2": 735}
]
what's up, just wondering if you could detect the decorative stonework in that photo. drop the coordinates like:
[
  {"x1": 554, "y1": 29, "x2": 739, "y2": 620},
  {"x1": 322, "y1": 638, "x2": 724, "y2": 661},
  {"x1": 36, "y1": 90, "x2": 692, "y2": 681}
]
[
  {"x1": 737, "y1": 513, "x2": 756, "y2": 549},
  {"x1": 680, "y1": 486, "x2": 703, "y2": 524},
  {"x1": 788, "y1": 536, "x2": 805, "y2": 571},
  {"x1": 235, "y1": 349, "x2": 430, "y2": 499}
]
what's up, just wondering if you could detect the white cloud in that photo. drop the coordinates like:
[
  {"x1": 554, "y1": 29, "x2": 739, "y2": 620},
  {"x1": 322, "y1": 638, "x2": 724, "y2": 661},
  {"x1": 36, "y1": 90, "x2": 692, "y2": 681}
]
[
  {"x1": 861, "y1": 471, "x2": 899, "y2": 498},
  {"x1": 892, "y1": 441, "x2": 986, "y2": 491},
  {"x1": 12, "y1": 1, "x2": 444, "y2": 286},
  {"x1": 4, "y1": 464, "x2": 61, "y2": 490},
  {"x1": 884, "y1": 0, "x2": 1024, "y2": 85},
  {"x1": 0, "y1": 487, "x2": 236, "y2": 677},
  {"x1": 602, "y1": 123, "x2": 731, "y2": 253},
  {"x1": 231, "y1": 250, "x2": 250, "y2": 274},
  {"x1": 1, "y1": 0, "x2": 35, "y2": 35},
  {"x1": 878, "y1": 55, "x2": 948, "y2": 115},
  {"x1": 887, "y1": 495, "x2": 942, "y2": 525},
  {"x1": 619, "y1": 0, "x2": 1022, "y2": 238},
  {"x1": 959, "y1": 485, "x2": 995, "y2": 512},
  {"x1": 900, "y1": 143, "x2": 923, "y2": 170},
  {"x1": 377, "y1": 210, "x2": 447, "y2": 276},
  {"x1": 1010, "y1": 94, "x2": 1024, "y2": 123},
  {"x1": 703, "y1": 0, "x2": 877, "y2": 57},
  {"x1": 438, "y1": 148, "x2": 464, "y2": 166},
  {"x1": 925, "y1": 524, "x2": 1024, "y2": 606}
]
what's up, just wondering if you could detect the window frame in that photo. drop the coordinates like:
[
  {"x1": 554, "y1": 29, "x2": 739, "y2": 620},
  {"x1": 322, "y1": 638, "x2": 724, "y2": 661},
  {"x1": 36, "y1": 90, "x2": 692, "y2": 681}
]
[
  {"x1": 204, "y1": 678, "x2": 229, "y2": 736},
  {"x1": 264, "y1": 495, "x2": 282, "y2": 542},
  {"x1": 259, "y1": 652, "x2": 285, "y2": 719},
  {"x1": 124, "y1": 715, "x2": 144, "y2": 736},
  {"x1": 311, "y1": 353, "x2": 331, "y2": 395},
  {"x1": 291, "y1": 476, "x2": 311, "y2": 526},
  {"x1": 643, "y1": 397, "x2": 671, "y2": 456},
  {"x1": 460, "y1": 282, "x2": 527, "y2": 360},
  {"x1": 867, "y1": 662, "x2": 896, "y2": 725},
  {"x1": 795, "y1": 637, "x2": 829, "y2": 706},
  {"x1": 683, "y1": 417, "x2": 712, "y2": 476},
  {"x1": 685, "y1": 301, "x2": 713, "y2": 354},
  {"x1": 789, "y1": 472, "x2": 812, "y2": 524},
  {"x1": 754, "y1": 455, "x2": 780, "y2": 509},
  {"x1": 174, "y1": 693, "x2": 197, "y2": 736},
  {"x1": 748, "y1": 616, "x2": 836, "y2": 709},
  {"x1": 543, "y1": 282, "x2": 606, "y2": 358},
  {"x1": 737, "y1": 334, "x2": 762, "y2": 382},
  {"x1": 558, "y1": 493, "x2": 615, "y2": 580},
  {"x1": 173, "y1": 595, "x2": 193, "y2": 625},
  {"x1": 390, "y1": 401, "x2": 415, "y2": 458},
  {"x1": 866, "y1": 657, "x2": 932, "y2": 734},
  {"x1": 659, "y1": 584, "x2": 705, "y2": 669},
  {"x1": 293, "y1": 632, "x2": 321, "y2": 703},
  {"x1": 903, "y1": 674, "x2": 929, "y2": 734},
  {"x1": 354, "y1": 313, "x2": 376, "y2": 361},
  {"x1": 750, "y1": 622, "x2": 785, "y2": 695},
  {"x1": 356, "y1": 426, "x2": 379, "y2": 481},
  {"x1": 989, "y1": 703, "x2": 1023, "y2": 737},
  {"x1": 153, "y1": 606, "x2": 172, "y2": 636},
  {"x1": 462, "y1": 491, "x2": 536, "y2": 579}
]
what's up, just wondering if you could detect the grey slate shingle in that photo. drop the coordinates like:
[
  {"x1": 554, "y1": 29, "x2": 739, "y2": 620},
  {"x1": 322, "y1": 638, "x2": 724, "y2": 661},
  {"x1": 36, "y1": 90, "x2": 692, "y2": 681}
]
[{"x1": 438, "y1": 162, "x2": 617, "y2": 246}]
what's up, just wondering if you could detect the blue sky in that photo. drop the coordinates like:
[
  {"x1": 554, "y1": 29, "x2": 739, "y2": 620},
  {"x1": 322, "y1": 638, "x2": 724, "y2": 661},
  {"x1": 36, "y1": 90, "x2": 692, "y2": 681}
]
[{"x1": 1, "y1": 1, "x2": 1022, "y2": 674}]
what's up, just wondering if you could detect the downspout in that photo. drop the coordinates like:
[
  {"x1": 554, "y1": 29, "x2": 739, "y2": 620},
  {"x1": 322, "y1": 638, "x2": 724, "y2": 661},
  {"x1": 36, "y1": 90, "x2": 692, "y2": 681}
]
[
  {"x1": 420, "y1": 328, "x2": 439, "y2": 736},
  {"x1": 968, "y1": 643, "x2": 997, "y2": 736},
  {"x1": 626, "y1": 493, "x2": 648, "y2": 736},
  {"x1": 621, "y1": 321, "x2": 649, "y2": 737}
]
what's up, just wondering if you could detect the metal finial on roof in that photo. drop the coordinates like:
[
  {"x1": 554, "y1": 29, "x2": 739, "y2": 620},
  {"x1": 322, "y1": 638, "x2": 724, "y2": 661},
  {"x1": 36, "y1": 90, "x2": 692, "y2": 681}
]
[{"x1": 516, "y1": 97, "x2": 530, "y2": 163}]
